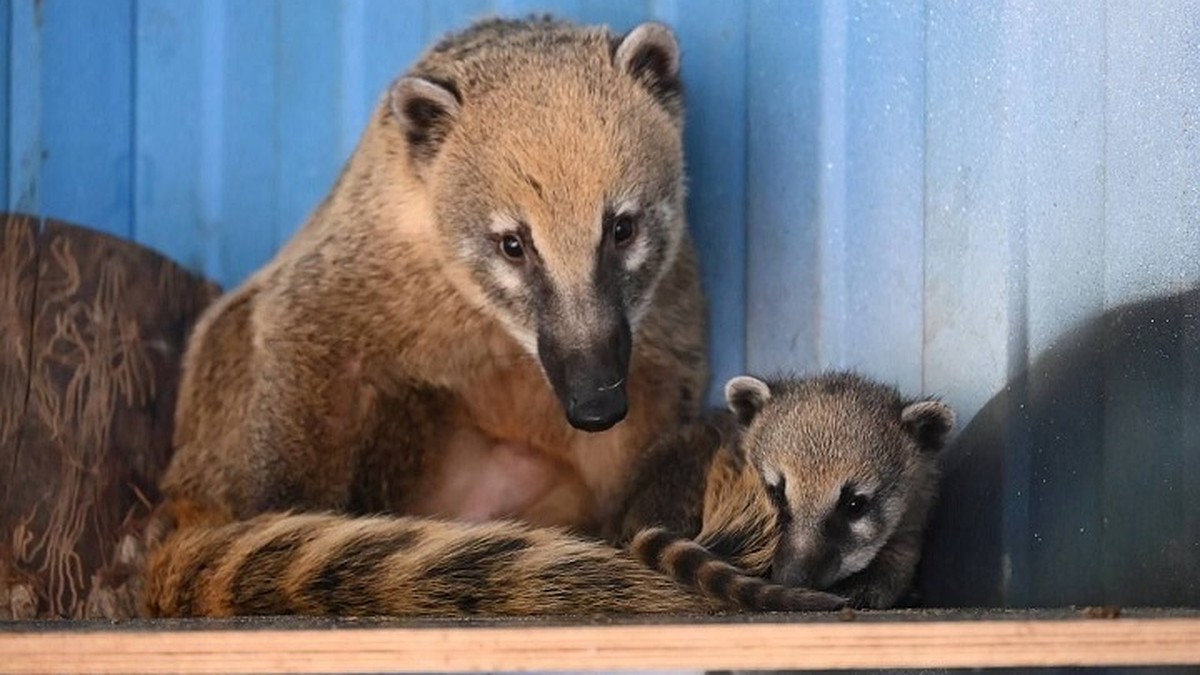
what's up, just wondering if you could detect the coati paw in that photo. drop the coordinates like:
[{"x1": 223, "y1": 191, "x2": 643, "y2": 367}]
[
  {"x1": 750, "y1": 579, "x2": 847, "y2": 612},
  {"x1": 776, "y1": 587, "x2": 847, "y2": 612},
  {"x1": 832, "y1": 579, "x2": 900, "y2": 610}
]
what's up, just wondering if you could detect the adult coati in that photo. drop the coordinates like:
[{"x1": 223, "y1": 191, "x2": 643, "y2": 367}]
[
  {"x1": 164, "y1": 16, "x2": 705, "y2": 546},
  {"x1": 98, "y1": 15, "x2": 713, "y2": 619}
]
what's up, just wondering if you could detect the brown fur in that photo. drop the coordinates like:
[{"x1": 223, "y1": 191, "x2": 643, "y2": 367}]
[
  {"x1": 144, "y1": 513, "x2": 710, "y2": 618},
  {"x1": 625, "y1": 440, "x2": 844, "y2": 613},
  {"x1": 146, "y1": 380, "x2": 854, "y2": 618},
  {"x1": 143, "y1": 407, "x2": 848, "y2": 618},
  {"x1": 130, "y1": 17, "x2": 712, "y2": 619},
  {"x1": 129, "y1": 18, "x2": 940, "y2": 619},
  {"x1": 725, "y1": 372, "x2": 955, "y2": 609},
  {"x1": 162, "y1": 17, "x2": 705, "y2": 536},
  {"x1": 143, "y1": 508, "x2": 842, "y2": 618},
  {"x1": 616, "y1": 372, "x2": 954, "y2": 612}
]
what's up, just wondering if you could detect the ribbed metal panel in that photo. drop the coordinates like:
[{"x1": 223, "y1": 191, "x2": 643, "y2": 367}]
[{"x1": 6, "y1": 0, "x2": 1198, "y2": 607}]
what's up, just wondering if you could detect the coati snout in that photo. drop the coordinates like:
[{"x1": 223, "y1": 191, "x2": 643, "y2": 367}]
[
  {"x1": 534, "y1": 228, "x2": 637, "y2": 431},
  {"x1": 537, "y1": 315, "x2": 631, "y2": 432}
]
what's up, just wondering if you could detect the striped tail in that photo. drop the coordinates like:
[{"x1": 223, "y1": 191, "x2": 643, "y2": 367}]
[
  {"x1": 144, "y1": 512, "x2": 729, "y2": 618},
  {"x1": 630, "y1": 527, "x2": 846, "y2": 612}
]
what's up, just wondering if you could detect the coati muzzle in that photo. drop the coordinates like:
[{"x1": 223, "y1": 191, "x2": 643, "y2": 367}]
[
  {"x1": 537, "y1": 317, "x2": 632, "y2": 432},
  {"x1": 771, "y1": 535, "x2": 842, "y2": 590}
]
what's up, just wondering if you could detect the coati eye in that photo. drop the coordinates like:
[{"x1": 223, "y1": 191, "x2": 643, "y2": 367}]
[
  {"x1": 838, "y1": 489, "x2": 872, "y2": 520},
  {"x1": 499, "y1": 234, "x2": 525, "y2": 261},
  {"x1": 610, "y1": 213, "x2": 638, "y2": 248}
]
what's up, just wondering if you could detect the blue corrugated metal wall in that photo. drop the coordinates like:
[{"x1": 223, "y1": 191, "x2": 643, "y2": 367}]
[{"x1": 4, "y1": 0, "x2": 1198, "y2": 607}]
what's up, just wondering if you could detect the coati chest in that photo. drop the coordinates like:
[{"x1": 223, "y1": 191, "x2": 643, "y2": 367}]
[
  {"x1": 358, "y1": 350, "x2": 657, "y2": 529},
  {"x1": 404, "y1": 351, "x2": 583, "y2": 524}
]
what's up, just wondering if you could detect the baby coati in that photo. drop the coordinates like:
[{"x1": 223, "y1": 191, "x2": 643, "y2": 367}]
[
  {"x1": 615, "y1": 371, "x2": 954, "y2": 610},
  {"x1": 715, "y1": 372, "x2": 955, "y2": 608},
  {"x1": 144, "y1": 372, "x2": 950, "y2": 617}
]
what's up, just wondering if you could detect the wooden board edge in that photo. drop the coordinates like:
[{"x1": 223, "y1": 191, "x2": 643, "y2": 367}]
[{"x1": 2, "y1": 617, "x2": 1199, "y2": 673}]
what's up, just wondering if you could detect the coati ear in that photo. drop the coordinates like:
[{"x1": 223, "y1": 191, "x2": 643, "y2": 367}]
[
  {"x1": 725, "y1": 376, "x2": 772, "y2": 427},
  {"x1": 389, "y1": 76, "x2": 462, "y2": 165},
  {"x1": 901, "y1": 400, "x2": 956, "y2": 453},
  {"x1": 614, "y1": 22, "x2": 683, "y2": 117}
]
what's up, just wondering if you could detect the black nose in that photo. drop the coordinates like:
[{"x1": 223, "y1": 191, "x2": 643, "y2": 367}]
[
  {"x1": 566, "y1": 386, "x2": 628, "y2": 432},
  {"x1": 538, "y1": 315, "x2": 633, "y2": 433},
  {"x1": 772, "y1": 543, "x2": 840, "y2": 590}
]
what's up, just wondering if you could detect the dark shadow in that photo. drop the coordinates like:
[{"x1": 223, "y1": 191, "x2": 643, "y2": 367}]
[{"x1": 920, "y1": 287, "x2": 1200, "y2": 608}]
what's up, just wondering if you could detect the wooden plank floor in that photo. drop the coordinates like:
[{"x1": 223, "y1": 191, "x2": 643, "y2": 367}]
[{"x1": 2, "y1": 609, "x2": 1199, "y2": 673}]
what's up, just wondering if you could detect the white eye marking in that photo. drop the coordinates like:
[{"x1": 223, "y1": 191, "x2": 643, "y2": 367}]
[
  {"x1": 839, "y1": 544, "x2": 883, "y2": 579},
  {"x1": 612, "y1": 199, "x2": 649, "y2": 270},
  {"x1": 490, "y1": 259, "x2": 525, "y2": 295},
  {"x1": 623, "y1": 231, "x2": 650, "y2": 270},
  {"x1": 614, "y1": 198, "x2": 639, "y2": 216},
  {"x1": 849, "y1": 518, "x2": 876, "y2": 539},
  {"x1": 489, "y1": 212, "x2": 522, "y2": 235},
  {"x1": 508, "y1": 328, "x2": 538, "y2": 355},
  {"x1": 760, "y1": 465, "x2": 782, "y2": 489},
  {"x1": 492, "y1": 312, "x2": 538, "y2": 356}
]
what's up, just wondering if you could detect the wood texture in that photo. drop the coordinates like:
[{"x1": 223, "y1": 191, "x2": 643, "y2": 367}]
[
  {"x1": 0, "y1": 215, "x2": 40, "y2": 620},
  {"x1": 1, "y1": 612, "x2": 1198, "y2": 673},
  {"x1": 0, "y1": 214, "x2": 219, "y2": 619}
]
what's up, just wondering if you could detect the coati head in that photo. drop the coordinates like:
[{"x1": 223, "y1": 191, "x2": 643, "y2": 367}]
[
  {"x1": 723, "y1": 373, "x2": 955, "y2": 591},
  {"x1": 386, "y1": 17, "x2": 686, "y2": 432}
]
